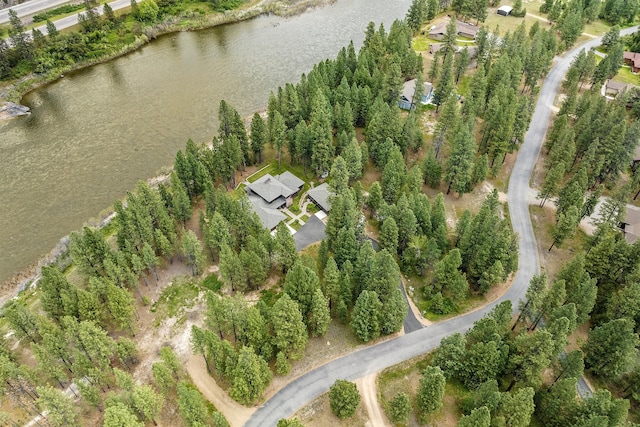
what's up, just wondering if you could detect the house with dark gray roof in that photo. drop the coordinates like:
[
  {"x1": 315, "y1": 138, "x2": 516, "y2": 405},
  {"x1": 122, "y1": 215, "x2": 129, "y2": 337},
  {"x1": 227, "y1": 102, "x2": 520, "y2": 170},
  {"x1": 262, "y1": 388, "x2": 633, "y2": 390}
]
[
  {"x1": 307, "y1": 183, "x2": 334, "y2": 213},
  {"x1": 245, "y1": 173, "x2": 304, "y2": 209},
  {"x1": 245, "y1": 171, "x2": 305, "y2": 230},
  {"x1": 247, "y1": 195, "x2": 288, "y2": 231}
]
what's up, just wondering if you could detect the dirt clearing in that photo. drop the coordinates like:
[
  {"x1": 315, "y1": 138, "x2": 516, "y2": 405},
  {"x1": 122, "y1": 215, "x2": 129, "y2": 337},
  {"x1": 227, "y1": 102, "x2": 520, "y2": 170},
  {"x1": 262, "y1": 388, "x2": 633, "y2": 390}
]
[
  {"x1": 356, "y1": 372, "x2": 390, "y2": 427},
  {"x1": 186, "y1": 355, "x2": 256, "y2": 426}
]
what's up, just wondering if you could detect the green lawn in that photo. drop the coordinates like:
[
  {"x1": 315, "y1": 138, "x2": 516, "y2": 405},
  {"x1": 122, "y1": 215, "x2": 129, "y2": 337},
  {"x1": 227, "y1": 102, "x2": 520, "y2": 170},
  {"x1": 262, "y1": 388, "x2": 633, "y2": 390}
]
[
  {"x1": 229, "y1": 182, "x2": 246, "y2": 200},
  {"x1": 613, "y1": 66, "x2": 640, "y2": 85}
]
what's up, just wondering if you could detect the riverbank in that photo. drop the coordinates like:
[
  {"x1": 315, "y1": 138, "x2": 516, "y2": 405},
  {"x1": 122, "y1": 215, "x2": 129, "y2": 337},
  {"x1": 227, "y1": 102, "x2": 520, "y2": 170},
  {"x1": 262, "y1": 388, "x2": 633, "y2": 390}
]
[{"x1": 0, "y1": 0, "x2": 334, "y2": 110}]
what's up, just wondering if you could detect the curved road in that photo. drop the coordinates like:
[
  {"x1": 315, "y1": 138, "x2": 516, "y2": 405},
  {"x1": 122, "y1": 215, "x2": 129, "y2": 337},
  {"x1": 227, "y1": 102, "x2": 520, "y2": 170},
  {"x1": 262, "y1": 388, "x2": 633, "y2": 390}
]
[{"x1": 244, "y1": 28, "x2": 639, "y2": 427}]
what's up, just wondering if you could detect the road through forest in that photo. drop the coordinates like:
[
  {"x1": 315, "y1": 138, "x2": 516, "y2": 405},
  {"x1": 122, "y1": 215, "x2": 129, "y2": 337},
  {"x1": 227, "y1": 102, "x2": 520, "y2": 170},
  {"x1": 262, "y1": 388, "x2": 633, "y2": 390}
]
[{"x1": 244, "y1": 27, "x2": 640, "y2": 427}]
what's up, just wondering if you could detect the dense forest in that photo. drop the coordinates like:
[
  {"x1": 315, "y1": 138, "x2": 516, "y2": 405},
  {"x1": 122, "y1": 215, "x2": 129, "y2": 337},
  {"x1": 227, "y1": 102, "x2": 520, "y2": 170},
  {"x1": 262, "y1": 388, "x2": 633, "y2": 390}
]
[{"x1": 2, "y1": 0, "x2": 640, "y2": 424}]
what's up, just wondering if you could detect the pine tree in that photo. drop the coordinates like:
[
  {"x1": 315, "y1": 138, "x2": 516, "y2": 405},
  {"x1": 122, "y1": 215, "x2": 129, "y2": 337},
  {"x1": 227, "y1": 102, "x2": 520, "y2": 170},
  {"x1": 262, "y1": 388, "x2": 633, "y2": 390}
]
[
  {"x1": 271, "y1": 294, "x2": 308, "y2": 360},
  {"x1": 459, "y1": 407, "x2": 491, "y2": 427},
  {"x1": 36, "y1": 386, "x2": 78, "y2": 427},
  {"x1": 250, "y1": 113, "x2": 267, "y2": 164},
  {"x1": 351, "y1": 290, "x2": 383, "y2": 342},
  {"x1": 549, "y1": 205, "x2": 579, "y2": 251},
  {"x1": 309, "y1": 288, "x2": 331, "y2": 337},
  {"x1": 584, "y1": 318, "x2": 639, "y2": 380},
  {"x1": 380, "y1": 217, "x2": 399, "y2": 255},
  {"x1": 416, "y1": 366, "x2": 446, "y2": 422},
  {"x1": 230, "y1": 346, "x2": 272, "y2": 405},
  {"x1": 445, "y1": 121, "x2": 475, "y2": 195},
  {"x1": 329, "y1": 380, "x2": 360, "y2": 419},
  {"x1": 538, "y1": 162, "x2": 565, "y2": 207}
]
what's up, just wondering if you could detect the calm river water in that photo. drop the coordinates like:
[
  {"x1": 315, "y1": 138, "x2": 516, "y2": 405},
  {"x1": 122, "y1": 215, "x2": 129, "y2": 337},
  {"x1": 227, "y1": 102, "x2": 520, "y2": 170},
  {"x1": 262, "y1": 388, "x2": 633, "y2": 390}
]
[{"x1": 0, "y1": 0, "x2": 411, "y2": 283}]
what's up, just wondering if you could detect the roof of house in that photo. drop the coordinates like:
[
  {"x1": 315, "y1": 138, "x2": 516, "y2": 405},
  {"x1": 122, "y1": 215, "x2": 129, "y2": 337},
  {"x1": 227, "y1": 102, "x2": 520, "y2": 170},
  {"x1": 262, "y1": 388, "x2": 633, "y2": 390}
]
[
  {"x1": 605, "y1": 79, "x2": 636, "y2": 94},
  {"x1": 428, "y1": 20, "x2": 479, "y2": 38},
  {"x1": 247, "y1": 195, "x2": 287, "y2": 230},
  {"x1": 275, "y1": 171, "x2": 304, "y2": 192},
  {"x1": 424, "y1": 82, "x2": 434, "y2": 95},
  {"x1": 497, "y1": 5, "x2": 513, "y2": 12},
  {"x1": 401, "y1": 79, "x2": 435, "y2": 102},
  {"x1": 624, "y1": 51, "x2": 640, "y2": 68},
  {"x1": 429, "y1": 43, "x2": 444, "y2": 53},
  {"x1": 307, "y1": 183, "x2": 333, "y2": 212},
  {"x1": 622, "y1": 205, "x2": 640, "y2": 244},
  {"x1": 246, "y1": 173, "x2": 298, "y2": 203},
  {"x1": 428, "y1": 22, "x2": 447, "y2": 36},
  {"x1": 457, "y1": 21, "x2": 479, "y2": 36}
]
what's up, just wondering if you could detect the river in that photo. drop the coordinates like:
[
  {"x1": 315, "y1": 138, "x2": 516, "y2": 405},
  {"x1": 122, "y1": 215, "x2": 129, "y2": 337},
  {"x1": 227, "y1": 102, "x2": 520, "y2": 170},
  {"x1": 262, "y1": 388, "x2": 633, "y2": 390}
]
[{"x1": 0, "y1": 0, "x2": 411, "y2": 284}]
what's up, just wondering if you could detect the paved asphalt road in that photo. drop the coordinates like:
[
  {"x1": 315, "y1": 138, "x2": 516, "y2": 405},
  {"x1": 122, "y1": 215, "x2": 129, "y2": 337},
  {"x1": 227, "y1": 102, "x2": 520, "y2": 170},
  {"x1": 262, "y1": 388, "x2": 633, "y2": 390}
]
[
  {"x1": 245, "y1": 29, "x2": 639, "y2": 426},
  {"x1": 30, "y1": 0, "x2": 132, "y2": 35},
  {"x1": 0, "y1": 0, "x2": 72, "y2": 24}
]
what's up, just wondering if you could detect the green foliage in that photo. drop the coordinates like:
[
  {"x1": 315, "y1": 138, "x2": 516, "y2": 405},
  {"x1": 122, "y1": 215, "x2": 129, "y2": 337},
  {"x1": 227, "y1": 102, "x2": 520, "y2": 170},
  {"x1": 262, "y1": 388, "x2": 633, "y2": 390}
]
[
  {"x1": 416, "y1": 366, "x2": 446, "y2": 421},
  {"x1": 177, "y1": 381, "x2": 211, "y2": 426},
  {"x1": 388, "y1": 392, "x2": 411, "y2": 424},
  {"x1": 104, "y1": 402, "x2": 144, "y2": 427},
  {"x1": 351, "y1": 290, "x2": 383, "y2": 342},
  {"x1": 32, "y1": 4, "x2": 85, "y2": 22},
  {"x1": 584, "y1": 318, "x2": 639, "y2": 380},
  {"x1": 230, "y1": 346, "x2": 272, "y2": 405},
  {"x1": 271, "y1": 293, "x2": 308, "y2": 359},
  {"x1": 329, "y1": 379, "x2": 360, "y2": 419},
  {"x1": 134, "y1": 0, "x2": 159, "y2": 22},
  {"x1": 458, "y1": 406, "x2": 491, "y2": 427},
  {"x1": 36, "y1": 385, "x2": 78, "y2": 427}
]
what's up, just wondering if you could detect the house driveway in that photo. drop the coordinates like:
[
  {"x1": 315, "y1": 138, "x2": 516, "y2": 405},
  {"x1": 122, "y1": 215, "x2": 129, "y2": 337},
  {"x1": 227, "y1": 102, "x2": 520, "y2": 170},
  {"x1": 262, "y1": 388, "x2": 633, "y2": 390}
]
[{"x1": 294, "y1": 215, "x2": 327, "y2": 251}]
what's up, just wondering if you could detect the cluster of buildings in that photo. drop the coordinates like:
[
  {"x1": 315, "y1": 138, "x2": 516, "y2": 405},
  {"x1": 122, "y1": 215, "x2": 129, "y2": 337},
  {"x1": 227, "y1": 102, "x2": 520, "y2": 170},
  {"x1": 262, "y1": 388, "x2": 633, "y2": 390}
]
[{"x1": 245, "y1": 171, "x2": 332, "y2": 231}]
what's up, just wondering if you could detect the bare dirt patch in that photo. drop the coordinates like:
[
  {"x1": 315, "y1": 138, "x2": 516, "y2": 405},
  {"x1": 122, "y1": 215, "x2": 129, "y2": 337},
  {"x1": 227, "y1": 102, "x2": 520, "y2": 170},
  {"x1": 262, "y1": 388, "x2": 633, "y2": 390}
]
[
  {"x1": 356, "y1": 372, "x2": 391, "y2": 427},
  {"x1": 530, "y1": 205, "x2": 587, "y2": 279},
  {"x1": 294, "y1": 389, "x2": 369, "y2": 427},
  {"x1": 265, "y1": 322, "x2": 363, "y2": 397},
  {"x1": 186, "y1": 355, "x2": 256, "y2": 426}
]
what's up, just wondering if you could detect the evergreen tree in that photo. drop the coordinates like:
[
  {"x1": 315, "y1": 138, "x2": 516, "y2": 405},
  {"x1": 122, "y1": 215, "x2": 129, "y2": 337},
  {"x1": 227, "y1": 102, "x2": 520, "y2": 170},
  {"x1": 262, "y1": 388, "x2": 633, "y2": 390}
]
[
  {"x1": 329, "y1": 380, "x2": 360, "y2": 419},
  {"x1": 230, "y1": 346, "x2": 272, "y2": 405},
  {"x1": 36, "y1": 385, "x2": 78, "y2": 427},
  {"x1": 459, "y1": 407, "x2": 491, "y2": 427},
  {"x1": 250, "y1": 113, "x2": 267, "y2": 164},
  {"x1": 406, "y1": 0, "x2": 428, "y2": 33},
  {"x1": 584, "y1": 318, "x2": 639, "y2": 380},
  {"x1": 445, "y1": 121, "x2": 476, "y2": 196},
  {"x1": 416, "y1": 366, "x2": 446, "y2": 422},
  {"x1": 433, "y1": 248, "x2": 468, "y2": 303},
  {"x1": 380, "y1": 217, "x2": 399, "y2": 255},
  {"x1": 309, "y1": 288, "x2": 331, "y2": 337},
  {"x1": 549, "y1": 205, "x2": 579, "y2": 251},
  {"x1": 273, "y1": 222, "x2": 297, "y2": 273},
  {"x1": 500, "y1": 387, "x2": 535, "y2": 427},
  {"x1": 389, "y1": 392, "x2": 411, "y2": 424},
  {"x1": 104, "y1": 402, "x2": 144, "y2": 427},
  {"x1": 271, "y1": 294, "x2": 308, "y2": 359},
  {"x1": 433, "y1": 50, "x2": 455, "y2": 112},
  {"x1": 381, "y1": 147, "x2": 406, "y2": 203},
  {"x1": 351, "y1": 290, "x2": 382, "y2": 342}
]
